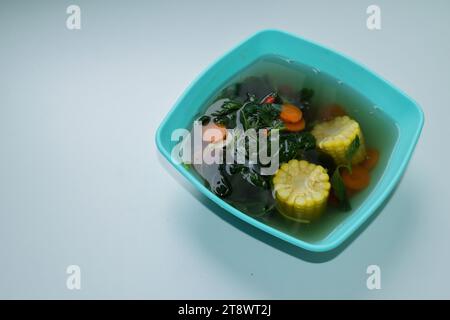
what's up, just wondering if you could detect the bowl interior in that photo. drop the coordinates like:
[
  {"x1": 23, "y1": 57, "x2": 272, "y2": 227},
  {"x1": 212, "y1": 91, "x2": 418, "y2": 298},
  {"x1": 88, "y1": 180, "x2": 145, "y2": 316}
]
[{"x1": 156, "y1": 30, "x2": 423, "y2": 251}]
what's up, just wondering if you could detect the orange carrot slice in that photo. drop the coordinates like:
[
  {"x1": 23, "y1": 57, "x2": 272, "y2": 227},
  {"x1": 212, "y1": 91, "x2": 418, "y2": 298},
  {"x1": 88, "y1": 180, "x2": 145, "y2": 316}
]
[
  {"x1": 280, "y1": 104, "x2": 303, "y2": 123},
  {"x1": 341, "y1": 165, "x2": 370, "y2": 191},
  {"x1": 362, "y1": 148, "x2": 380, "y2": 171},
  {"x1": 202, "y1": 123, "x2": 227, "y2": 143},
  {"x1": 284, "y1": 118, "x2": 305, "y2": 132}
]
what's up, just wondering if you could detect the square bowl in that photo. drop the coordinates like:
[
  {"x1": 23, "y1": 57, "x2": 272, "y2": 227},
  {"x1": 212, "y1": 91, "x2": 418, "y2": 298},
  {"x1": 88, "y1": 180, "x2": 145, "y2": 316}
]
[{"x1": 156, "y1": 29, "x2": 424, "y2": 253}]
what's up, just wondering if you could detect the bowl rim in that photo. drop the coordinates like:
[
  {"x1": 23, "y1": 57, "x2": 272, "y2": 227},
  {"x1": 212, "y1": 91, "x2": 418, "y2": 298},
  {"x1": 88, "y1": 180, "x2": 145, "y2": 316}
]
[{"x1": 155, "y1": 29, "x2": 424, "y2": 253}]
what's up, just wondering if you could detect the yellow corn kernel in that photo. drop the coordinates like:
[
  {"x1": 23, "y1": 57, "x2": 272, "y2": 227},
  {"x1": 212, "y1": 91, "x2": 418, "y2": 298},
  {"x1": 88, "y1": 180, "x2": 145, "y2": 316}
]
[
  {"x1": 273, "y1": 159, "x2": 330, "y2": 223},
  {"x1": 311, "y1": 115, "x2": 366, "y2": 165}
]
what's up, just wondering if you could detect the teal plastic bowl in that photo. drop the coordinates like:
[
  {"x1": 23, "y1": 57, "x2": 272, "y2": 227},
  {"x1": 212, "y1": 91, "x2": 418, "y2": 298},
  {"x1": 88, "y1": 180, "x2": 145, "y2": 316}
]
[{"x1": 156, "y1": 30, "x2": 424, "y2": 253}]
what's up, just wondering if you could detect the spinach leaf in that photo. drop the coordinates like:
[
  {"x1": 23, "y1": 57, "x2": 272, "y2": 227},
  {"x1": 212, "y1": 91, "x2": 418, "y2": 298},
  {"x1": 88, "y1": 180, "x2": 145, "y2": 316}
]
[
  {"x1": 211, "y1": 101, "x2": 242, "y2": 118},
  {"x1": 296, "y1": 132, "x2": 316, "y2": 150},
  {"x1": 330, "y1": 135, "x2": 361, "y2": 210},
  {"x1": 209, "y1": 93, "x2": 283, "y2": 132},
  {"x1": 258, "y1": 104, "x2": 280, "y2": 127},
  {"x1": 246, "y1": 170, "x2": 268, "y2": 188},
  {"x1": 236, "y1": 101, "x2": 281, "y2": 131},
  {"x1": 204, "y1": 85, "x2": 317, "y2": 200},
  {"x1": 278, "y1": 132, "x2": 316, "y2": 163},
  {"x1": 228, "y1": 164, "x2": 269, "y2": 189},
  {"x1": 270, "y1": 119, "x2": 284, "y2": 131},
  {"x1": 240, "y1": 109, "x2": 249, "y2": 130},
  {"x1": 211, "y1": 100, "x2": 242, "y2": 127},
  {"x1": 278, "y1": 138, "x2": 298, "y2": 164},
  {"x1": 331, "y1": 166, "x2": 351, "y2": 211}
]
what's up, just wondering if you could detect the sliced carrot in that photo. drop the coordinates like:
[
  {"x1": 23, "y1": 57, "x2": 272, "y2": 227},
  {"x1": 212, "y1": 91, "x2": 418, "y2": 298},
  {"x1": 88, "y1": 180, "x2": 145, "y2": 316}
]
[
  {"x1": 202, "y1": 123, "x2": 227, "y2": 143},
  {"x1": 280, "y1": 103, "x2": 303, "y2": 123},
  {"x1": 341, "y1": 165, "x2": 370, "y2": 191},
  {"x1": 320, "y1": 104, "x2": 347, "y2": 121},
  {"x1": 362, "y1": 148, "x2": 380, "y2": 171},
  {"x1": 284, "y1": 118, "x2": 305, "y2": 132}
]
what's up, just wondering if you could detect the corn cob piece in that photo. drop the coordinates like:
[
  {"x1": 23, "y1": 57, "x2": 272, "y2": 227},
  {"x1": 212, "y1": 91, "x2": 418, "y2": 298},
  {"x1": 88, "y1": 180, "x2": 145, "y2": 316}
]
[
  {"x1": 311, "y1": 116, "x2": 366, "y2": 165},
  {"x1": 273, "y1": 160, "x2": 331, "y2": 223}
]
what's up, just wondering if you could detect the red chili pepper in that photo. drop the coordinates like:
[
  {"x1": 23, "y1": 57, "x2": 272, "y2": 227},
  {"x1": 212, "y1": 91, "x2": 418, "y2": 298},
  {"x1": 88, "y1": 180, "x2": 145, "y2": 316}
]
[{"x1": 265, "y1": 96, "x2": 275, "y2": 104}]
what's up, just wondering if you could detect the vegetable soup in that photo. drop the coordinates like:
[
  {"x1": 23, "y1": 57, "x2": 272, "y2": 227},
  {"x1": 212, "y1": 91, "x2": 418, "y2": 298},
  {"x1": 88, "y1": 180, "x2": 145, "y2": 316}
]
[{"x1": 187, "y1": 55, "x2": 398, "y2": 242}]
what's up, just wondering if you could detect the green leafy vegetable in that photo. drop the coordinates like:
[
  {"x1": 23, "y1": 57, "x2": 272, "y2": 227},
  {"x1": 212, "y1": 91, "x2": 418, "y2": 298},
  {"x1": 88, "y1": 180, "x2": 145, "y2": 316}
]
[
  {"x1": 258, "y1": 104, "x2": 281, "y2": 127},
  {"x1": 211, "y1": 101, "x2": 242, "y2": 118},
  {"x1": 211, "y1": 100, "x2": 242, "y2": 127},
  {"x1": 204, "y1": 88, "x2": 316, "y2": 199},
  {"x1": 212, "y1": 94, "x2": 282, "y2": 131},
  {"x1": 228, "y1": 164, "x2": 269, "y2": 189},
  {"x1": 331, "y1": 167, "x2": 351, "y2": 211},
  {"x1": 197, "y1": 115, "x2": 211, "y2": 125},
  {"x1": 182, "y1": 162, "x2": 191, "y2": 170},
  {"x1": 278, "y1": 132, "x2": 316, "y2": 163}
]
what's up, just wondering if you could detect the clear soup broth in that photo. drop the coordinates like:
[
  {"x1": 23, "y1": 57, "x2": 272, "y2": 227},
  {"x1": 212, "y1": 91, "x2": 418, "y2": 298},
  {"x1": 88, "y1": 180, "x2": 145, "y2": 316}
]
[{"x1": 190, "y1": 55, "x2": 398, "y2": 243}]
